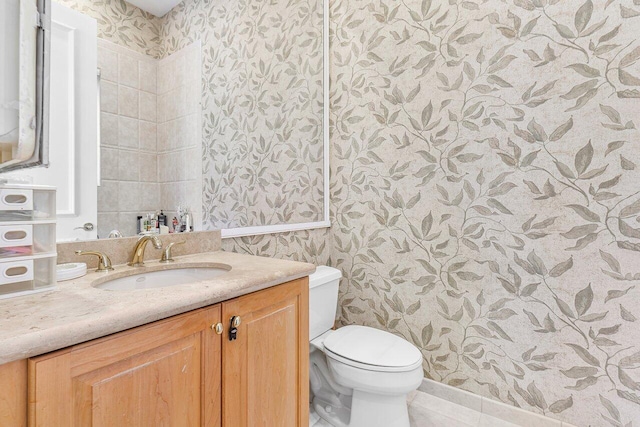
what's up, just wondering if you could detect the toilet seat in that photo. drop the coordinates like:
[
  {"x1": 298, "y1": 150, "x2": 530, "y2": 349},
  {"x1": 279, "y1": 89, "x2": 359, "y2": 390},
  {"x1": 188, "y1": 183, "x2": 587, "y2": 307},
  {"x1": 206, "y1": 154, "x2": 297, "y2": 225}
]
[{"x1": 323, "y1": 325, "x2": 423, "y2": 373}]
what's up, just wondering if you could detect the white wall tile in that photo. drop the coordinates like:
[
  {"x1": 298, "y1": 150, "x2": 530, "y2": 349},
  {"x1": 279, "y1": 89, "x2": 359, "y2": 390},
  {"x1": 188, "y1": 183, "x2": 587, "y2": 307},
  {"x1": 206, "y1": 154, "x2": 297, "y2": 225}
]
[
  {"x1": 97, "y1": 212, "x2": 119, "y2": 238},
  {"x1": 118, "y1": 117, "x2": 139, "y2": 149},
  {"x1": 118, "y1": 181, "x2": 141, "y2": 212},
  {"x1": 157, "y1": 93, "x2": 168, "y2": 123},
  {"x1": 98, "y1": 47, "x2": 118, "y2": 82},
  {"x1": 117, "y1": 212, "x2": 138, "y2": 238},
  {"x1": 140, "y1": 183, "x2": 160, "y2": 211},
  {"x1": 100, "y1": 147, "x2": 119, "y2": 180},
  {"x1": 118, "y1": 85, "x2": 139, "y2": 118},
  {"x1": 118, "y1": 54, "x2": 139, "y2": 89},
  {"x1": 157, "y1": 121, "x2": 173, "y2": 152},
  {"x1": 100, "y1": 81, "x2": 118, "y2": 114},
  {"x1": 97, "y1": 180, "x2": 119, "y2": 213},
  {"x1": 139, "y1": 121, "x2": 157, "y2": 152},
  {"x1": 139, "y1": 92, "x2": 157, "y2": 122},
  {"x1": 118, "y1": 151, "x2": 140, "y2": 182},
  {"x1": 100, "y1": 113, "x2": 119, "y2": 147},
  {"x1": 140, "y1": 153, "x2": 157, "y2": 182},
  {"x1": 157, "y1": 60, "x2": 171, "y2": 95},
  {"x1": 139, "y1": 60, "x2": 157, "y2": 94}
]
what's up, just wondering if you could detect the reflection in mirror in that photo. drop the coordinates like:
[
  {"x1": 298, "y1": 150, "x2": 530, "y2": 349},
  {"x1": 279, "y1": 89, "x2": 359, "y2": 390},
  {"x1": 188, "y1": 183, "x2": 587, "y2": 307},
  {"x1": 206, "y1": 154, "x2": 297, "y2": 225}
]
[
  {"x1": 3, "y1": 0, "x2": 327, "y2": 241},
  {"x1": 0, "y1": 0, "x2": 50, "y2": 171},
  {"x1": 96, "y1": 39, "x2": 202, "y2": 240}
]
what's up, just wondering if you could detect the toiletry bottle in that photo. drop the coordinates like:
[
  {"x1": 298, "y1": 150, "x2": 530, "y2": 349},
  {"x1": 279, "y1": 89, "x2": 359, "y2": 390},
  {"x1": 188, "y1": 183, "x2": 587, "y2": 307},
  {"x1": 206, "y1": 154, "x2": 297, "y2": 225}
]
[
  {"x1": 184, "y1": 211, "x2": 192, "y2": 232},
  {"x1": 158, "y1": 210, "x2": 167, "y2": 227},
  {"x1": 136, "y1": 216, "x2": 142, "y2": 234}
]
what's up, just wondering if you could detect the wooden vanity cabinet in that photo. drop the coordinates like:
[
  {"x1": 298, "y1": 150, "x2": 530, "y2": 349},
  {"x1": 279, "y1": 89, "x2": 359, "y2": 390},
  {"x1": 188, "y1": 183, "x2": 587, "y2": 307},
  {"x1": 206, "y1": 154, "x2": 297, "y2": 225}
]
[
  {"x1": 222, "y1": 278, "x2": 309, "y2": 427},
  {"x1": 29, "y1": 305, "x2": 223, "y2": 427},
  {"x1": 23, "y1": 277, "x2": 308, "y2": 427}
]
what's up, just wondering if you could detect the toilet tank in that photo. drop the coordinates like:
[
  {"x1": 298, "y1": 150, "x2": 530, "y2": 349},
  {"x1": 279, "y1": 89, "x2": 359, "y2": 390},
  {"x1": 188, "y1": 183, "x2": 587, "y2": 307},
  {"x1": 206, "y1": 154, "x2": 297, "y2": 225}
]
[{"x1": 309, "y1": 266, "x2": 342, "y2": 341}]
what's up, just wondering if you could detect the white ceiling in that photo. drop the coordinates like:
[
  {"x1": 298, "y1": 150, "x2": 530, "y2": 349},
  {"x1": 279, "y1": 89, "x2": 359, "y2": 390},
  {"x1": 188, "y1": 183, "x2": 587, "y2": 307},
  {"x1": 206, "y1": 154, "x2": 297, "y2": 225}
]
[{"x1": 126, "y1": 0, "x2": 182, "y2": 17}]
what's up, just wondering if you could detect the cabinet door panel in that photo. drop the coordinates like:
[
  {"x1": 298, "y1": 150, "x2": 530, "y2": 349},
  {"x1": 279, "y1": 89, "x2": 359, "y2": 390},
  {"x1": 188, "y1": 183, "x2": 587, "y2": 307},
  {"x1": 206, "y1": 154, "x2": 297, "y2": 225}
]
[
  {"x1": 29, "y1": 305, "x2": 222, "y2": 427},
  {"x1": 0, "y1": 360, "x2": 27, "y2": 427},
  {"x1": 223, "y1": 278, "x2": 309, "y2": 427},
  {"x1": 75, "y1": 335, "x2": 201, "y2": 427}
]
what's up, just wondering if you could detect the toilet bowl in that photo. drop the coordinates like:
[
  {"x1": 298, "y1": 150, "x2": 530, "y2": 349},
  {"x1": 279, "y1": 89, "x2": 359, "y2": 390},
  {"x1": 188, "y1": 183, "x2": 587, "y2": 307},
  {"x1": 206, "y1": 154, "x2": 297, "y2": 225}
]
[{"x1": 309, "y1": 267, "x2": 423, "y2": 427}]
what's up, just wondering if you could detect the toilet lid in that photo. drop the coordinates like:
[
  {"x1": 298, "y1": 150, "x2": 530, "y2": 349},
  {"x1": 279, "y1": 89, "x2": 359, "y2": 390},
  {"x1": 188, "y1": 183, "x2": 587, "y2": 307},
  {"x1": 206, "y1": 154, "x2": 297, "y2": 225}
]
[{"x1": 323, "y1": 325, "x2": 422, "y2": 371}]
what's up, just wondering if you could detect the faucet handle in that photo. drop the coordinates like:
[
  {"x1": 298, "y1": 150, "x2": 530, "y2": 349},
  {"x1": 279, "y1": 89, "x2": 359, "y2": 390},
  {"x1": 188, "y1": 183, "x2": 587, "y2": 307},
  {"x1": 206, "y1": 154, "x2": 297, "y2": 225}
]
[
  {"x1": 160, "y1": 241, "x2": 185, "y2": 263},
  {"x1": 75, "y1": 250, "x2": 114, "y2": 272}
]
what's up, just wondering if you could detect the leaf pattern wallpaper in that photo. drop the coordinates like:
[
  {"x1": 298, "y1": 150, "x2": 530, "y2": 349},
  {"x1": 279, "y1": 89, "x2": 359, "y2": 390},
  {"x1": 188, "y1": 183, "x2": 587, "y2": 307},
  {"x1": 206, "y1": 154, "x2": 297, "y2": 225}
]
[
  {"x1": 325, "y1": 0, "x2": 640, "y2": 425},
  {"x1": 161, "y1": 0, "x2": 326, "y2": 229},
  {"x1": 58, "y1": 0, "x2": 640, "y2": 424},
  {"x1": 55, "y1": 0, "x2": 162, "y2": 58}
]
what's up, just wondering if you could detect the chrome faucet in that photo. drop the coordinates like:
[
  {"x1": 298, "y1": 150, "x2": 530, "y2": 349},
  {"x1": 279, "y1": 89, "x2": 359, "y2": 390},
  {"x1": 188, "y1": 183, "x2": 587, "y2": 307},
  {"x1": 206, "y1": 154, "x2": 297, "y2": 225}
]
[{"x1": 128, "y1": 235, "x2": 162, "y2": 267}]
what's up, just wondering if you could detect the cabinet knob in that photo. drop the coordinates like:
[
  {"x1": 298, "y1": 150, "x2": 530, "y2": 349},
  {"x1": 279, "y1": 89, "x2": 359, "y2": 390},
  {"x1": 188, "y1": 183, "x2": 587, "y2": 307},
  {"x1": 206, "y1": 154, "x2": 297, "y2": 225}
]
[
  {"x1": 212, "y1": 323, "x2": 224, "y2": 335},
  {"x1": 232, "y1": 316, "x2": 241, "y2": 328}
]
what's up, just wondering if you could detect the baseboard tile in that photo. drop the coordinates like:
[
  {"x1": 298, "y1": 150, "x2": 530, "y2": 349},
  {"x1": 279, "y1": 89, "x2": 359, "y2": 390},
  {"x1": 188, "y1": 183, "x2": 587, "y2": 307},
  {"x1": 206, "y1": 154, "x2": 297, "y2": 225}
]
[{"x1": 419, "y1": 379, "x2": 579, "y2": 427}]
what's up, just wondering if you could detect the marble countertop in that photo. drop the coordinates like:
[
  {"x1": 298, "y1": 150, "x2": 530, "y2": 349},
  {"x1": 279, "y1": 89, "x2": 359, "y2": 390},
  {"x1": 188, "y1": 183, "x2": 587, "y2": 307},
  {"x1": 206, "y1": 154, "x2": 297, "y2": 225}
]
[{"x1": 0, "y1": 251, "x2": 315, "y2": 365}]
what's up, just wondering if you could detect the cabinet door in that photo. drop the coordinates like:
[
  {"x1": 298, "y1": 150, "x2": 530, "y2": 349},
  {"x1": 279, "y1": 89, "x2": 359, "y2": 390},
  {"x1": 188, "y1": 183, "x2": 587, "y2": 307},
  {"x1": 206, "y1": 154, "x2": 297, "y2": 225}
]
[
  {"x1": 29, "y1": 305, "x2": 222, "y2": 427},
  {"x1": 222, "y1": 278, "x2": 309, "y2": 427}
]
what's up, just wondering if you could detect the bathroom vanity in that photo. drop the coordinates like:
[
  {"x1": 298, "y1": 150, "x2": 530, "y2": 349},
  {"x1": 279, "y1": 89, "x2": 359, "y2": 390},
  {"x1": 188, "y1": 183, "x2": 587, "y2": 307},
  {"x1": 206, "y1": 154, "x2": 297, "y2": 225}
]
[{"x1": 0, "y1": 249, "x2": 313, "y2": 427}]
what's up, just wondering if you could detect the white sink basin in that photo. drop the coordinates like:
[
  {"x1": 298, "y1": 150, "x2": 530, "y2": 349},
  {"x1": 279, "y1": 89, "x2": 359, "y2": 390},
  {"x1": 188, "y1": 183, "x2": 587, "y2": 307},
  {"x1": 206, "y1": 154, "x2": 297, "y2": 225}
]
[{"x1": 94, "y1": 267, "x2": 230, "y2": 291}]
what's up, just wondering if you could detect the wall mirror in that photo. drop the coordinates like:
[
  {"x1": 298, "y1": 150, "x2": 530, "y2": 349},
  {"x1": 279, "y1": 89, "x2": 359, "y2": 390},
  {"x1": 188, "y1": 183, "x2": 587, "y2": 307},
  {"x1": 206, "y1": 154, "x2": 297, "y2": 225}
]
[
  {"x1": 0, "y1": 0, "x2": 50, "y2": 171},
  {"x1": 2, "y1": 0, "x2": 329, "y2": 242}
]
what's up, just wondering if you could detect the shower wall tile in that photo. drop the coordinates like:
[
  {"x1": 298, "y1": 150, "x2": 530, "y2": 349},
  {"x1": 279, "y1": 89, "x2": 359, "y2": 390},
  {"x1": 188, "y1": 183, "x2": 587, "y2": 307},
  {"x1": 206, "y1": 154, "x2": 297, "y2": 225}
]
[
  {"x1": 100, "y1": 113, "x2": 118, "y2": 147},
  {"x1": 156, "y1": 43, "x2": 202, "y2": 228},
  {"x1": 118, "y1": 54, "x2": 139, "y2": 89},
  {"x1": 97, "y1": 40, "x2": 162, "y2": 237},
  {"x1": 139, "y1": 121, "x2": 157, "y2": 152},
  {"x1": 118, "y1": 86, "x2": 139, "y2": 119},
  {"x1": 118, "y1": 117, "x2": 139, "y2": 149},
  {"x1": 139, "y1": 60, "x2": 157, "y2": 93},
  {"x1": 139, "y1": 92, "x2": 156, "y2": 122},
  {"x1": 98, "y1": 48, "x2": 118, "y2": 82},
  {"x1": 100, "y1": 147, "x2": 118, "y2": 180},
  {"x1": 100, "y1": 81, "x2": 118, "y2": 114}
]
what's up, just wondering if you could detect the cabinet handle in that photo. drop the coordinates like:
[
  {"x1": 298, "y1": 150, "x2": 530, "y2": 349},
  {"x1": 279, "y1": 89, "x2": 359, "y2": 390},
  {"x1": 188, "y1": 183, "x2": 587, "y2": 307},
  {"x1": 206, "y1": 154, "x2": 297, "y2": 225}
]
[
  {"x1": 229, "y1": 316, "x2": 241, "y2": 341},
  {"x1": 212, "y1": 323, "x2": 224, "y2": 335}
]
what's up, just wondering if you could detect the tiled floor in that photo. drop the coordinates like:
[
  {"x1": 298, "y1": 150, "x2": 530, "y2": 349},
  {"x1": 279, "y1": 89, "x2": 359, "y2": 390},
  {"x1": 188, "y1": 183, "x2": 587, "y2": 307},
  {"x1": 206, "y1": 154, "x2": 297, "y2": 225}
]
[{"x1": 309, "y1": 390, "x2": 520, "y2": 427}]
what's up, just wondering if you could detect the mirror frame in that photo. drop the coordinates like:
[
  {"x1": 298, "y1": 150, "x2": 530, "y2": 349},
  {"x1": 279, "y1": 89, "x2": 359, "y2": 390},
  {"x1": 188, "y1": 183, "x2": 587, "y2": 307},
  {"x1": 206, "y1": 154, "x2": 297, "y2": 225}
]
[
  {"x1": 220, "y1": 0, "x2": 330, "y2": 239},
  {"x1": 0, "y1": 0, "x2": 51, "y2": 172}
]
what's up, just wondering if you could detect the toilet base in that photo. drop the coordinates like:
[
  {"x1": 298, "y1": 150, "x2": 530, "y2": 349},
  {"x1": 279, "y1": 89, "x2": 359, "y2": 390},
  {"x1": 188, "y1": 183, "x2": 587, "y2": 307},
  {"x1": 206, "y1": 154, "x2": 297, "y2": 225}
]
[
  {"x1": 349, "y1": 389, "x2": 410, "y2": 427},
  {"x1": 314, "y1": 389, "x2": 411, "y2": 427},
  {"x1": 313, "y1": 396, "x2": 350, "y2": 427}
]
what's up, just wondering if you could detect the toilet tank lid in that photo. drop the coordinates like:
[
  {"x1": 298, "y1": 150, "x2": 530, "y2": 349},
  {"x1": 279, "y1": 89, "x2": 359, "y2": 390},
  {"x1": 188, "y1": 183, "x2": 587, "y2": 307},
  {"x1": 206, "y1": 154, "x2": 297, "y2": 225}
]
[{"x1": 309, "y1": 266, "x2": 342, "y2": 288}]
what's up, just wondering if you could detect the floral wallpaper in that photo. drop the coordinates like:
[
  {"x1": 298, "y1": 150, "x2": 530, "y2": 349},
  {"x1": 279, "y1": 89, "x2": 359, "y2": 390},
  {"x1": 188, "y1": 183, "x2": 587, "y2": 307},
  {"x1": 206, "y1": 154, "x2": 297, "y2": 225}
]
[
  {"x1": 55, "y1": 0, "x2": 162, "y2": 58},
  {"x1": 160, "y1": 0, "x2": 326, "y2": 229},
  {"x1": 326, "y1": 0, "x2": 640, "y2": 425}
]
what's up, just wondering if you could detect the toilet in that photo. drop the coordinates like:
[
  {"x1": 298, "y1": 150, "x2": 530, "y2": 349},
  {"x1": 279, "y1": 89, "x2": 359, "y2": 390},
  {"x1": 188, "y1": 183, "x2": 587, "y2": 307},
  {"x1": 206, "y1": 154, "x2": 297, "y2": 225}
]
[{"x1": 309, "y1": 266, "x2": 423, "y2": 427}]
